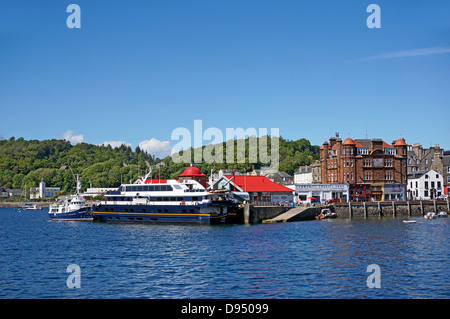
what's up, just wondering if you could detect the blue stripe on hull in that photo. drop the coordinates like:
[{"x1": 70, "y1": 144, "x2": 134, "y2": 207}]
[
  {"x1": 94, "y1": 213, "x2": 210, "y2": 224},
  {"x1": 93, "y1": 204, "x2": 212, "y2": 224}
]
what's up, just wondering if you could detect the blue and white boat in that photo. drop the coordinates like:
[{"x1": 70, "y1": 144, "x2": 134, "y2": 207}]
[
  {"x1": 48, "y1": 174, "x2": 93, "y2": 221},
  {"x1": 92, "y1": 171, "x2": 239, "y2": 224}
]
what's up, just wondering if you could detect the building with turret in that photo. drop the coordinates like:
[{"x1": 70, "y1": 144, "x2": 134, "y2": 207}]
[{"x1": 320, "y1": 136, "x2": 408, "y2": 201}]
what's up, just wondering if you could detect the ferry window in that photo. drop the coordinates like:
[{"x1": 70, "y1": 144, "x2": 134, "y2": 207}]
[
  {"x1": 185, "y1": 197, "x2": 192, "y2": 201},
  {"x1": 182, "y1": 209, "x2": 187, "y2": 213},
  {"x1": 156, "y1": 197, "x2": 162, "y2": 201},
  {"x1": 155, "y1": 185, "x2": 161, "y2": 191},
  {"x1": 164, "y1": 197, "x2": 170, "y2": 201},
  {"x1": 189, "y1": 209, "x2": 195, "y2": 213},
  {"x1": 173, "y1": 185, "x2": 182, "y2": 190},
  {"x1": 177, "y1": 197, "x2": 184, "y2": 201},
  {"x1": 169, "y1": 197, "x2": 176, "y2": 201},
  {"x1": 110, "y1": 208, "x2": 114, "y2": 211},
  {"x1": 192, "y1": 196, "x2": 198, "y2": 201},
  {"x1": 130, "y1": 208, "x2": 134, "y2": 212},
  {"x1": 142, "y1": 209, "x2": 146, "y2": 212},
  {"x1": 118, "y1": 186, "x2": 123, "y2": 192},
  {"x1": 125, "y1": 208, "x2": 128, "y2": 212},
  {"x1": 157, "y1": 209, "x2": 162, "y2": 213},
  {"x1": 164, "y1": 209, "x2": 168, "y2": 212}
]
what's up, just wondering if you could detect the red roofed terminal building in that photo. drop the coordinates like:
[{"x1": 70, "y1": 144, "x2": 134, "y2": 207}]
[
  {"x1": 320, "y1": 136, "x2": 408, "y2": 201},
  {"x1": 211, "y1": 174, "x2": 294, "y2": 204}
]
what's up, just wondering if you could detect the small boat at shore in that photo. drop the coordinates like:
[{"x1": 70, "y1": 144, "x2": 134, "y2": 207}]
[
  {"x1": 437, "y1": 211, "x2": 448, "y2": 218},
  {"x1": 19, "y1": 203, "x2": 42, "y2": 211},
  {"x1": 424, "y1": 212, "x2": 437, "y2": 219},
  {"x1": 403, "y1": 220, "x2": 416, "y2": 224},
  {"x1": 316, "y1": 208, "x2": 337, "y2": 220}
]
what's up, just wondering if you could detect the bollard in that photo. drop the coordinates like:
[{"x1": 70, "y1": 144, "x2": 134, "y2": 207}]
[
  {"x1": 392, "y1": 201, "x2": 396, "y2": 217},
  {"x1": 349, "y1": 202, "x2": 353, "y2": 218}
]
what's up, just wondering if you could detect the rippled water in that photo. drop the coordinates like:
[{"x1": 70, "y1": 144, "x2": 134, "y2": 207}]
[{"x1": 0, "y1": 207, "x2": 448, "y2": 298}]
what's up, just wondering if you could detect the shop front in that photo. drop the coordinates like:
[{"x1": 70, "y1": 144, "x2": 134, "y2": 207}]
[{"x1": 295, "y1": 183, "x2": 349, "y2": 204}]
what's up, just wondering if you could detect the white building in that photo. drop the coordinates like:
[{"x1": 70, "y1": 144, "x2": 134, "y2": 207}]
[
  {"x1": 294, "y1": 166, "x2": 313, "y2": 184},
  {"x1": 295, "y1": 183, "x2": 349, "y2": 204},
  {"x1": 83, "y1": 187, "x2": 118, "y2": 197},
  {"x1": 407, "y1": 169, "x2": 444, "y2": 200},
  {"x1": 30, "y1": 178, "x2": 60, "y2": 199}
]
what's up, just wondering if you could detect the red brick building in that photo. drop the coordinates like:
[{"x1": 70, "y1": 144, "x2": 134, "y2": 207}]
[{"x1": 320, "y1": 137, "x2": 408, "y2": 201}]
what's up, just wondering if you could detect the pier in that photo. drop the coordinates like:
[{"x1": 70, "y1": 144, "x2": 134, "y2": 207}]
[
  {"x1": 336, "y1": 199, "x2": 449, "y2": 218},
  {"x1": 239, "y1": 198, "x2": 450, "y2": 224}
]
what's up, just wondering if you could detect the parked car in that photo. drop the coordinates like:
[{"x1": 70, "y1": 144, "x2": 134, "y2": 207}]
[{"x1": 326, "y1": 198, "x2": 341, "y2": 204}]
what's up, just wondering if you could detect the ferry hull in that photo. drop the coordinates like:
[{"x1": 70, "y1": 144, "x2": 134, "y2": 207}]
[{"x1": 92, "y1": 204, "x2": 237, "y2": 224}]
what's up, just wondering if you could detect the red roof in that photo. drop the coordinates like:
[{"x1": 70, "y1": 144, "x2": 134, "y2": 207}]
[
  {"x1": 343, "y1": 138, "x2": 356, "y2": 146},
  {"x1": 179, "y1": 166, "x2": 206, "y2": 177},
  {"x1": 393, "y1": 138, "x2": 407, "y2": 146},
  {"x1": 224, "y1": 175, "x2": 293, "y2": 192}
]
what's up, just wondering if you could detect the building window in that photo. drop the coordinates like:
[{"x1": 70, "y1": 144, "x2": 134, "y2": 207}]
[
  {"x1": 425, "y1": 181, "x2": 428, "y2": 189},
  {"x1": 364, "y1": 159, "x2": 371, "y2": 167},
  {"x1": 425, "y1": 159, "x2": 428, "y2": 165},
  {"x1": 357, "y1": 148, "x2": 369, "y2": 155},
  {"x1": 447, "y1": 166, "x2": 450, "y2": 173},
  {"x1": 364, "y1": 171, "x2": 372, "y2": 181},
  {"x1": 385, "y1": 148, "x2": 396, "y2": 155},
  {"x1": 385, "y1": 172, "x2": 393, "y2": 180}
]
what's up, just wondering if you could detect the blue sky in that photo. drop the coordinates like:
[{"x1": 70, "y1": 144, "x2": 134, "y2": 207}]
[{"x1": 1, "y1": 0, "x2": 449, "y2": 157}]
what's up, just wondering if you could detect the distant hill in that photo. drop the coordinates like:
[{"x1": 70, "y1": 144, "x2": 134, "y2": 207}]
[
  {"x1": 0, "y1": 137, "x2": 156, "y2": 192},
  {"x1": 0, "y1": 136, "x2": 319, "y2": 192}
]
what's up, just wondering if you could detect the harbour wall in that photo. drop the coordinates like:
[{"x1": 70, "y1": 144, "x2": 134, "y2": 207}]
[
  {"x1": 238, "y1": 200, "x2": 450, "y2": 223},
  {"x1": 332, "y1": 200, "x2": 450, "y2": 218}
]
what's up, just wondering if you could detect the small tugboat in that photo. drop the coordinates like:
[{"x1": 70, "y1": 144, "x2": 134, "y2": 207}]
[{"x1": 48, "y1": 173, "x2": 93, "y2": 221}]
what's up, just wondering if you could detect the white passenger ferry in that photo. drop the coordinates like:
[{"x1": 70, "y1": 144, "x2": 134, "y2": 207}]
[{"x1": 92, "y1": 173, "x2": 240, "y2": 224}]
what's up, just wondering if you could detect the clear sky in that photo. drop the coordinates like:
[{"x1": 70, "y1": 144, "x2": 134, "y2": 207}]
[{"x1": 1, "y1": 0, "x2": 449, "y2": 157}]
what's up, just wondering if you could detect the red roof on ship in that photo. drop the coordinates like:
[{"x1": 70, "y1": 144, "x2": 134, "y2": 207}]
[
  {"x1": 224, "y1": 175, "x2": 292, "y2": 192},
  {"x1": 178, "y1": 166, "x2": 206, "y2": 177}
]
